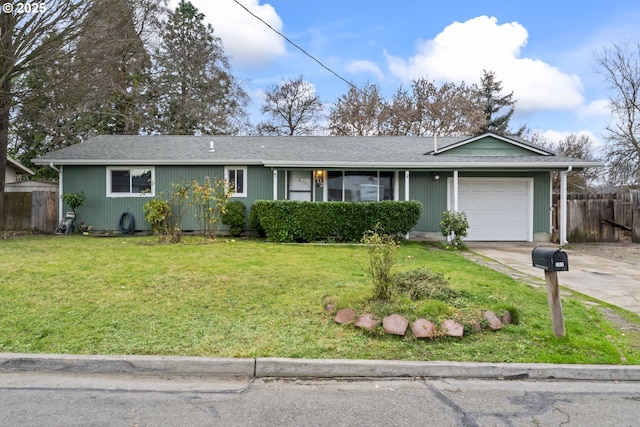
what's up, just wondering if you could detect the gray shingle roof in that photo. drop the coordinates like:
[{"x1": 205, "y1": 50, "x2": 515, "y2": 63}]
[{"x1": 32, "y1": 134, "x2": 603, "y2": 170}]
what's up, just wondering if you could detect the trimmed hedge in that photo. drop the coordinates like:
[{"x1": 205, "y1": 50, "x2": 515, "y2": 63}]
[{"x1": 250, "y1": 200, "x2": 422, "y2": 242}]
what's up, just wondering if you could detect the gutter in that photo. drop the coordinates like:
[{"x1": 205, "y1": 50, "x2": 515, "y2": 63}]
[{"x1": 32, "y1": 159, "x2": 605, "y2": 170}]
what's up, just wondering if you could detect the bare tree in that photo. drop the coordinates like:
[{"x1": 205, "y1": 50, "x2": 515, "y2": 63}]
[
  {"x1": 257, "y1": 76, "x2": 323, "y2": 136},
  {"x1": 405, "y1": 78, "x2": 484, "y2": 136},
  {"x1": 328, "y1": 83, "x2": 385, "y2": 136},
  {"x1": 595, "y1": 44, "x2": 640, "y2": 185},
  {"x1": 532, "y1": 132, "x2": 602, "y2": 192},
  {"x1": 0, "y1": 0, "x2": 92, "y2": 191}
]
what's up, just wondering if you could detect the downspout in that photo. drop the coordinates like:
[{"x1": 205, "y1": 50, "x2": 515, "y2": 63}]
[{"x1": 559, "y1": 165, "x2": 572, "y2": 245}]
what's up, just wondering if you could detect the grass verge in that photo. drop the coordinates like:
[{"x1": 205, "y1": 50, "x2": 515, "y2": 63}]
[{"x1": 1, "y1": 235, "x2": 638, "y2": 364}]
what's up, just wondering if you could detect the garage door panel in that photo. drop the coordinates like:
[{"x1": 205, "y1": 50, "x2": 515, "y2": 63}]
[{"x1": 451, "y1": 179, "x2": 531, "y2": 241}]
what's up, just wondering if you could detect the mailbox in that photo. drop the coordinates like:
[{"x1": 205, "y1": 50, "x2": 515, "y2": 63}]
[{"x1": 531, "y1": 247, "x2": 569, "y2": 272}]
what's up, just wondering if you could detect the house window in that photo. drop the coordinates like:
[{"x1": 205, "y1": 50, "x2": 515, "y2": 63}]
[
  {"x1": 225, "y1": 166, "x2": 247, "y2": 197},
  {"x1": 327, "y1": 171, "x2": 393, "y2": 201},
  {"x1": 107, "y1": 167, "x2": 154, "y2": 197},
  {"x1": 288, "y1": 171, "x2": 312, "y2": 201}
]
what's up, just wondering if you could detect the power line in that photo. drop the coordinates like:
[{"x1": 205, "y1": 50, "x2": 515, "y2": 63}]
[{"x1": 231, "y1": 0, "x2": 362, "y2": 94}]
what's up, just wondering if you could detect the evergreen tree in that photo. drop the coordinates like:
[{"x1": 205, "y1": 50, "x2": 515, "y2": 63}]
[
  {"x1": 476, "y1": 70, "x2": 516, "y2": 135},
  {"x1": 75, "y1": 0, "x2": 155, "y2": 135},
  {"x1": 153, "y1": 1, "x2": 249, "y2": 135}
]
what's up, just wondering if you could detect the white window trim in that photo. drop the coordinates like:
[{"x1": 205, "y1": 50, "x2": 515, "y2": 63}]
[
  {"x1": 106, "y1": 166, "x2": 155, "y2": 198},
  {"x1": 224, "y1": 166, "x2": 248, "y2": 198}
]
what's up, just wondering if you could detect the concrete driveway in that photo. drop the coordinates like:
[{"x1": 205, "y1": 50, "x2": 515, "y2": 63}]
[{"x1": 465, "y1": 242, "x2": 640, "y2": 316}]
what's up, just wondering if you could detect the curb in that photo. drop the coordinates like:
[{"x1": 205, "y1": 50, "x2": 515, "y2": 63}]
[{"x1": 2, "y1": 353, "x2": 640, "y2": 381}]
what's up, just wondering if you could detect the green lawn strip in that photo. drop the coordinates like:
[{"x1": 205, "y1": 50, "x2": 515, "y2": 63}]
[{"x1": 0, "y1": 236, "x2": 636, "y2": 364}]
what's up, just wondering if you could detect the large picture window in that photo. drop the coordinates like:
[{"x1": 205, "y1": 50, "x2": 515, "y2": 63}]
[
  {"x1": 107, "y1": 167, "x2": 154, "y2": 197},
  {"x1": 225, "y1": 166, "x2": 247, "y2": 197},
  {"x1": 327, "y1": 171, "x2": 393, "y2": 201}
]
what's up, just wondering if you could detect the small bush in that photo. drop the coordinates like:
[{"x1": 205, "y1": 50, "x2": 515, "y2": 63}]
[
  {"x1": 222, "y1": 201, "x2": 246, "y2": 237},
  {"x1": 61, "y1": 192, "x2": 86, "y2": 216},
  {"x1": 392, "y1": 267, "x2": 462, "y2": 302},
  {"x1": 440, "y1": 210, "x2": 469, "y2": 249}
]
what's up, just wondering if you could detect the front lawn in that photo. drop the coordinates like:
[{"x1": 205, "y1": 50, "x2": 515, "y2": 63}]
[{"x1": 1, "y1": 235, "x2": 637, "y2": 364}]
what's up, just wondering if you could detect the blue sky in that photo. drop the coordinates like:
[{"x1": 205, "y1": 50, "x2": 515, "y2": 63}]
[{"x1": 171, "y1": 0, "x2": 640, "y2": 149}]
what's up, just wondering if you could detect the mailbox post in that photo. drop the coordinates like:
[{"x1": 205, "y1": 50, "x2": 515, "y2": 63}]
[{"x1": 532, "y1": 247, "x2": 569, "y2": 338}]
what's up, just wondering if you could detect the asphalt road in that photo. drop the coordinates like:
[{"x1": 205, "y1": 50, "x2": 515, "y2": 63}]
[{"x1": 2, "y1": 372, "x2": 640, "y2": 426}]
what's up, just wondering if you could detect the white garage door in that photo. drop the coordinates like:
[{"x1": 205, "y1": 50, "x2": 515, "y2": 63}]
[{"x1": 449, "y1": 178, "x2": 532, "y2": 241}]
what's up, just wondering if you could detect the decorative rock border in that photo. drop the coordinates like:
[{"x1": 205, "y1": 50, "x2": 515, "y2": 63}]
[{"x1": 333, "y1": 308, "x2": 513, "y2": 339}]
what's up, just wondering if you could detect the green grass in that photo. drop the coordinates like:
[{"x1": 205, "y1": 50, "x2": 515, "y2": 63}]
[{"x1": 1, "y1": 235, "x2": 638, "y2": 364}]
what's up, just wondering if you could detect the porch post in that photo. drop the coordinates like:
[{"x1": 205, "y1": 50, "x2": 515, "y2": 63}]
[
  {"x1": 453, "y1": 170, "x2": 459, "y2": 212},
  {"x1": 559, "y1": 167, "x2": 570, "y2": 245},
  {"x1": 272, "y1": 169, "x2": 278, "y2": 200},
  {"x1": 404, "y1": 171, "x2": 409, "y2": 201}
]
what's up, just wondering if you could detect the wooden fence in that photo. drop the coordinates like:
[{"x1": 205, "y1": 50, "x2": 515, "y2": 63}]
[
  {"x1": 0, "y1": 191, "x2": 58, "y2": 233},
  {"x1": 552, "y1": 190, "x2": 640, "y2": 243}
]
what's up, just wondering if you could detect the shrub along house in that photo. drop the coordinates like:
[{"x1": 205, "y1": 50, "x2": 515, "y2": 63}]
[{"x1": 32, "y1": 132, "x2": 602, "y2": 242}]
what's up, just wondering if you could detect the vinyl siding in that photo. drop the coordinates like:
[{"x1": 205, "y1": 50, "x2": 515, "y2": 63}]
[{"x1": 62, "y1": 165, "x2": 274, "y2": 232}]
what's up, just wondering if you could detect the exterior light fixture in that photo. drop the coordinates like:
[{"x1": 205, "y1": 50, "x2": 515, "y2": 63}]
[
  {"x1": 314, "y1": 170, "x2": 324, "y2": 186},
  {"x1": 432, "y1": 172, "x2": 440, "y2": 181}
]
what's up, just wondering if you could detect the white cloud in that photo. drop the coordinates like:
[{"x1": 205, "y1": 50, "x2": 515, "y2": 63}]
[
  {"x1": 578, "y1": 99, "x2": 610, "y2": 121},
  {"x1": 346, "y1": 60, "x2": 384, "y2": 81},
  {"x1": 170, "y1": 0, "x2": 286, "y2": 69},
  {"x1": 385, "y1": 16, "x2": 585, "y2": 113}
]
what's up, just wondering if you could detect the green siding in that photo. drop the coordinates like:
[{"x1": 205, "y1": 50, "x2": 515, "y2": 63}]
[
  {"x1": 441, "y1": 137, "x2": 538, "y2": 156},
  {"x1": 62, "y1": 165, "x2": 274, "y2": 232},
  {"x1": 409, "y1": 171, "x2": 448, "y2": 232}
]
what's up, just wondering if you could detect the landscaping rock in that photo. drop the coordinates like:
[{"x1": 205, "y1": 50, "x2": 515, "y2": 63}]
[
  {"x1": 383, "y1": 314, "x2": 409, "y2": 336},
  {"x1": 441, "y1": 319, "x2": 464, "y2": 338},
  {"x1": 411, "y1": 319, "x2": 436, "y2": 339},
  {"x1": 355, "y1": 314, "x2": 379, "y2": 331},
  {"x1": 483, "y1": 311, "x2": 504, "y2": 330},
  {"x1": 502, "y1": 311, "x2": 513, "y2": 325},
  {"x1": 334, "y1": 308, "x2": 357, "y2": 324}
]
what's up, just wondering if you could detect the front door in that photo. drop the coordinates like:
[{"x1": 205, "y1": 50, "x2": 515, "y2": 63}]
[{"x1": 288, "y1": 171, "x2": 313, "y2": 201}]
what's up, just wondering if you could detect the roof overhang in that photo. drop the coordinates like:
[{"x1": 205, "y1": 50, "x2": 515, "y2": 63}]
[
  {"x1": 263, "y1": 160, "x2": 605, "y2": 169},
  {"x1": 8, "y1": 157, "x2": 35, "y2": 175}
]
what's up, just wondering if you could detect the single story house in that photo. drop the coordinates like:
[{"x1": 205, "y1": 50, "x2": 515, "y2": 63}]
[{"x1": 32, "y1": 132, "x2": 603, "y2": 242}]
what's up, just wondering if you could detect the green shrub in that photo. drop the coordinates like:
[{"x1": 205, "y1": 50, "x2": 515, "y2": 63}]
[
  {"x1": 392, "y1": 267, "x2": 462, "y2": 302},
  {"x1": 143, "y1": 182, "x2": 189, "y2": 243},
  {"x1": 61, "y1": 192, "x2": 86, "y2": 216},
  {"x1": 251, "y1": 200, "x2": 422, "y2": 242},
  {"x1": 440, "y1": 210, "x2": 469, "y2": 249},
  {"x1": 143, "y1": 198, "x2": 172, "y2": 237},
  {"x1": 222, "y1": 201, "x2": 246, "y2": 237}
]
